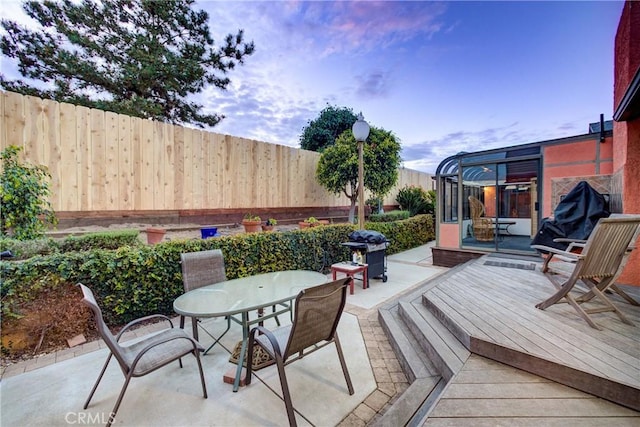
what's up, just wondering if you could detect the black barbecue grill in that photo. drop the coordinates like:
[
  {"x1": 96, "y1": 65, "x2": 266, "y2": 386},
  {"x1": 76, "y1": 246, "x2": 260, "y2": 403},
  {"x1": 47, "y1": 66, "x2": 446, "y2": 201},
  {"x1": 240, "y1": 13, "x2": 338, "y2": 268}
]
[{"x1": 341, "y1": 230, "x2": 389, "y2": 282}]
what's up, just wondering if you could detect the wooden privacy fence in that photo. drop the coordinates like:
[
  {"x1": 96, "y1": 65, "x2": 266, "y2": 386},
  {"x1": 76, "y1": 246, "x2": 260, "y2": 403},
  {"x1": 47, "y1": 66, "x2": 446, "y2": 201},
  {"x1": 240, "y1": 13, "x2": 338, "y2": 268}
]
[{"x1": 0, "y1": 91, "x2": 431, "y2": 214}]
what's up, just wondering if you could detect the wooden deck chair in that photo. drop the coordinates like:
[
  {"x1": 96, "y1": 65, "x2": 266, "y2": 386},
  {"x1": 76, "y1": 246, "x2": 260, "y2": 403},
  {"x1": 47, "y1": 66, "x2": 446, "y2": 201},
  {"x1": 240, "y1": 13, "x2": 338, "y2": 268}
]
[
  {"x1": 245, "y1": 278, "x2": 354, "y2": 427},
  {"x1": 79, "y1": 284, "x2": 207, "y2": 427},
  {"x1": 469, "y1": 196, "x2": 494, "y2": 241},
  {"x1": 545, "y1": 214, "x2": 640, "y2": 306},
  {"x1": 531, "y1": 215, "x2": 640, "y2": 329}
]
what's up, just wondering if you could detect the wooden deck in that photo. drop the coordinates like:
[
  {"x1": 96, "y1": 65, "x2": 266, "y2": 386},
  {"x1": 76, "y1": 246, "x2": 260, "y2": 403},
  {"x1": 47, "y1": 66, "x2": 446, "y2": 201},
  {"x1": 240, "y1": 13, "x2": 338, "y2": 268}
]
[{"x1": 421, "y1": 256, "x2": 640, "y2": 412}]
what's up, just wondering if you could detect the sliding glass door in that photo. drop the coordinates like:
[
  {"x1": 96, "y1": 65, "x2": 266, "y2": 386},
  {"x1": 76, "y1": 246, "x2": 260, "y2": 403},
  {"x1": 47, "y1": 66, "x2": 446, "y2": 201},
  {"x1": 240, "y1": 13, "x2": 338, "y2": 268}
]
[{"x1": 462, "y1": 159, "x2": 539, "y2": 253}]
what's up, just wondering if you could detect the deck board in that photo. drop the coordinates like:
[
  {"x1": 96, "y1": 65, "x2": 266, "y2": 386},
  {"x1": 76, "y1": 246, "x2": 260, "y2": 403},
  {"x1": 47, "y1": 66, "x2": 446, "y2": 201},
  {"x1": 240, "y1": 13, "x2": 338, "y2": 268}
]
[
  {"x1": 422, "y1": 257, "x2": 640, "y2": 411},
  {"x1": 424, "y1": 354, "x2": 640, "y2": 425}
]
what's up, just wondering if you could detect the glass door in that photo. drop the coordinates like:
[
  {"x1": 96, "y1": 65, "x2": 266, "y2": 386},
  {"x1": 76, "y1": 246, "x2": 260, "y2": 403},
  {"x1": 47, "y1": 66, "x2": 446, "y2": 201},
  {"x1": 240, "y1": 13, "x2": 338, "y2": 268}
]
[{"x1": 462, "y1": 159, "x2": 539, "y2": 253}]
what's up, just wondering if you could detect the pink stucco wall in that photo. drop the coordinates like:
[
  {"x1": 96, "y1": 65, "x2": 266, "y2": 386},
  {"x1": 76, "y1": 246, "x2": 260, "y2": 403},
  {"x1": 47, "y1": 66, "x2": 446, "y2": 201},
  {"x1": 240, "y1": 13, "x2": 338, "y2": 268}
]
[
  {"x1": 438, "y1": 223, "x2": 459, "y2": 249},
  {"x1": 541, "y1": 136, "x2": 613, "y2": 218},
  {"x1": 614, "y1": 1, "x2": 640, "y2": 285}
]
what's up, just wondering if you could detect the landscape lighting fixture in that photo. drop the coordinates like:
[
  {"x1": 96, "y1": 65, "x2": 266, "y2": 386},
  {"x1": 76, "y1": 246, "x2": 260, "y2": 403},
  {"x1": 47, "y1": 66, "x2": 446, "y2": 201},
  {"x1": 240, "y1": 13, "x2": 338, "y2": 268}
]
[{"x1": 352, "y1": 112, "x2": 370, "y2": 230}]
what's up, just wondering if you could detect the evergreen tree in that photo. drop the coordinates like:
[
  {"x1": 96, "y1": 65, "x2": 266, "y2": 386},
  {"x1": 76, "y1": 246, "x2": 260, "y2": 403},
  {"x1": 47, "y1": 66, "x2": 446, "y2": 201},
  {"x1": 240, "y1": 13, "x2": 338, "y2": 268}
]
[
  {"x1": 300, "y1": 105, "x2": 357, "y2": 152},
  {"x1": 1, "y1": 0, "x2": 254, "y2": 128}
]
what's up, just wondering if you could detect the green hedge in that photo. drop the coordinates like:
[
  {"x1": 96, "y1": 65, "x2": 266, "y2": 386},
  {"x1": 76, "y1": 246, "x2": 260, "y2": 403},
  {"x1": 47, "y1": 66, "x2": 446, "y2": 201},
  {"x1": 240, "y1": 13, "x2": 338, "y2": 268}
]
[
  {"x1": 1, "y1": 215, "x2": 434, "y2": 325},
  {"x1": 369, "y1": 210, "x2": 410, "y2": 222},
  {"x1": 0, "y1": 230, "x2": 142, "y2": 260}
]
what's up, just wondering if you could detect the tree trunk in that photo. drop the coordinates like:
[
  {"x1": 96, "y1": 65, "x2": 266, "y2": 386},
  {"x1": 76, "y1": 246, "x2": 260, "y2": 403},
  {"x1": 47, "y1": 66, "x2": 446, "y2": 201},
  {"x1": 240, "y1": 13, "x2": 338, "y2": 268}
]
[{"x1": 348, "y1": 196, "x2": 357, "y2": 224}]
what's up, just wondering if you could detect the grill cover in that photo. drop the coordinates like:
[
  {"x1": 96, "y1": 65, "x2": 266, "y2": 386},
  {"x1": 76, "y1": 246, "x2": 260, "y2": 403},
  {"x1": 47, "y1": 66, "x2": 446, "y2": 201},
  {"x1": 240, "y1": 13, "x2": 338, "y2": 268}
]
[
  {"x1": 531, "y1": 181, "x2": 610, "y2": 251},
  {"x1": 348, "y1": 230, "x2": 387, "y2": 244}
]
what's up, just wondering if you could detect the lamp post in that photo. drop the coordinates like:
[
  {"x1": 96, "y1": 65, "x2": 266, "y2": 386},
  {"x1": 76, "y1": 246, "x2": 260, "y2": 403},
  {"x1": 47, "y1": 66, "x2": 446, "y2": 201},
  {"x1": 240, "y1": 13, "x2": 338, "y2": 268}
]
[{"x1": 352, "y1": 112, "x2": 370, "y2": 230}]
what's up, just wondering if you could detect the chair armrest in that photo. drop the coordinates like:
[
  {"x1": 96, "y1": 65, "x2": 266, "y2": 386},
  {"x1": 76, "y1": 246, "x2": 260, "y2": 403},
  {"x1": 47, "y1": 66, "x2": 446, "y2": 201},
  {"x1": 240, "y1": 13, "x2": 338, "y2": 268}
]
[
  {"x1": 531, "y1": 244, "x2": 582, "y2": 260},
  {"x1": 249, "y1": 326, "x2": 283, "y2": 357},
  {"x1": 551, "y1": 238, "x2": 587, "y2": 253},
  {"x1": 532, "y1": 244, "x2": 582, "y2": 273},
  {"x1": 552, "y1": 238, "x2": 587, "y2": 244},
  {"x1": 116, "y1": 314, "x2": 175, "y2": 341}
]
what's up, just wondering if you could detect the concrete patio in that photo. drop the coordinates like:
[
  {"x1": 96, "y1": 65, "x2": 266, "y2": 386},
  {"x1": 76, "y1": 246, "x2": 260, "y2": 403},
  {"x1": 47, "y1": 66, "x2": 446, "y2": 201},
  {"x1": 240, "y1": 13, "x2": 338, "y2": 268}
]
[{"x1": 0, "y1": 243, "x2": 447, "y2": 426}]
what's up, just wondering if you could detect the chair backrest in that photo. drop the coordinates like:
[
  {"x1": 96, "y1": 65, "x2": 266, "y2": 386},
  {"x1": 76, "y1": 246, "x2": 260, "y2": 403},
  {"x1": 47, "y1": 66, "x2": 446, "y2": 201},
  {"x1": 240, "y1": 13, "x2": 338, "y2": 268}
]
[
  {"x1": 78, "y1": 283, "x2": 129, "y2": 371},
  {"x1": 284, "y1": 278, "x2": 350, "y2": 359},
  {"x1": 577, "y1": 215, "x2": 640, "y2": 279},
  {"x1": 180, "y1": 249, "x2": 227, "y2": 292},
  {"x1": 469, "y1": 196, "x2": 485, "y2": 220}
]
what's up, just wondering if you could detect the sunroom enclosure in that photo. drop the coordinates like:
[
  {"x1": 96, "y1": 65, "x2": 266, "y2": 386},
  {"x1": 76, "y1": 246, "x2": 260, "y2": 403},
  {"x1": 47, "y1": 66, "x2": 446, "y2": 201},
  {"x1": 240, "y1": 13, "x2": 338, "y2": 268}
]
[{"x1": 437, "y1": 146, "x2": 541, "y2": 255}]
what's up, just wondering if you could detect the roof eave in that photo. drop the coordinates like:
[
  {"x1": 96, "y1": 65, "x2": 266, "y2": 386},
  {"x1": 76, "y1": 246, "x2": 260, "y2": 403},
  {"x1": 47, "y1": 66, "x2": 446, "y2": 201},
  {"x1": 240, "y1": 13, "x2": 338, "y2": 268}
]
[{"x1": 614, "y1": 65, "x2": 640, "y2": 122}]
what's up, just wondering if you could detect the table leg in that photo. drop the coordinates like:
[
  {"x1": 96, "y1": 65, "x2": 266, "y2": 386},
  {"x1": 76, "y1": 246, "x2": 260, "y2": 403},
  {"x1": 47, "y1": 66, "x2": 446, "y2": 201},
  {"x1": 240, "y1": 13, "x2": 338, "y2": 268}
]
[
  {"x1": 192, "y1": 318, "x2": 199, "y2": 342},
  {"x1": 233, "y1": 312, "x2": 249, "y2": 392},
  {"x1": 363, "y1": 266, "x2": 368, "y2": 289}
]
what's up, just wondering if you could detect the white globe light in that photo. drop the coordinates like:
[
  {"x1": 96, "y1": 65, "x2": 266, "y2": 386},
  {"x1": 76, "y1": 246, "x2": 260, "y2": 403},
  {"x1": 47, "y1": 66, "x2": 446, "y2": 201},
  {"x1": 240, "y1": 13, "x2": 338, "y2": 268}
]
[{"x1": 352, "y1": 112, "x2": 370, "y2": 142}]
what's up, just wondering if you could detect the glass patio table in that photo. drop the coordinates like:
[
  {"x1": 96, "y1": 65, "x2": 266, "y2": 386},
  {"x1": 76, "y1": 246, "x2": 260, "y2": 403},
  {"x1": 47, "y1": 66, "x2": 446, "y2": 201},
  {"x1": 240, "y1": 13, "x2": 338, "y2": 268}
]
[{"x1": 173, "y1": 269, "x2": 328, "y2": 392}]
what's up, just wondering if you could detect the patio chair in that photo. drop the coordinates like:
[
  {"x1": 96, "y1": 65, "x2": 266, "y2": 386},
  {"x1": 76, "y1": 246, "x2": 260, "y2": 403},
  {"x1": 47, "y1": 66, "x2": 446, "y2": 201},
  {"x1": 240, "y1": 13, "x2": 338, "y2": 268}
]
[
  {"x1": 246, "y1": 277, "x2": 354, "y2": 427},
  {"x1": 531, "y1": 215, "x2": 640, "y2": 329},
  {"x1": 180, "y1": 249, "x2": 230, "y2": 352},
  {"x1": 78, "y1": 283, "x2": 207, "y2": 427},
  {"x1": 543, "y1": 214, "x2": 640, "y2": 306},
  {"x1": 469, "y1": 196, "x2": 494, "y2": 241}
]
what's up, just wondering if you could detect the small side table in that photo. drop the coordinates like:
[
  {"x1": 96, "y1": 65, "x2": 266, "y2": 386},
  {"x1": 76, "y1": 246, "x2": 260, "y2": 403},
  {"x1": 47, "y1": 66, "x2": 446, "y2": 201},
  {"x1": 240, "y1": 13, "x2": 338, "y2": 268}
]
[{"x1": 331, "y1": 262, "x2": 368, "y2": 294}]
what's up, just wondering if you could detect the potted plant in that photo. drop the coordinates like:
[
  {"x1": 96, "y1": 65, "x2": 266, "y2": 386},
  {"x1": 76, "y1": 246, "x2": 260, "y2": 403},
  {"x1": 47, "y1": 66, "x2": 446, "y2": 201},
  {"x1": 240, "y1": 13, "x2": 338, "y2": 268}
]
[
  {"x1": 242, "y1": 213, "x2": 262, "y2": 233},
  {"x1": 299, "y1": 216, "x2": 320, "y2": 229},
  {"x1": 262, "y1": 218, "x2": 277, "y2": 231},
  {"x1": 145, "y1": 227, "x2": 166, "y2": 244}
]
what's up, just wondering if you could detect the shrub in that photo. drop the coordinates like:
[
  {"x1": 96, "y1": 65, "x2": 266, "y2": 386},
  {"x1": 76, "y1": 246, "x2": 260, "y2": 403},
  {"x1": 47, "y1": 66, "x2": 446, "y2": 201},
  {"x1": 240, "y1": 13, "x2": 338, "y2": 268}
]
[
  {"x1": 58, "y1": 230, "x2": 142, "y2": 252},
  {"x1": 0, "y1": 146, "x2": 58, "y2": 240},
  {"x1": 0, "y1": 230, "x2": 142, "y2": 260},
  {"x1": 366, "y1": 196, "x2": 383, "y2": 214},
  {"x1": 0, "y1": 237, "x2": 58, "y2": 260},
  {"x1": 369, "y1": 210, "x2": 410, "y2": 222},
  {"x1": 396, "y1": 185, "x2": 435, "y2": 217}
]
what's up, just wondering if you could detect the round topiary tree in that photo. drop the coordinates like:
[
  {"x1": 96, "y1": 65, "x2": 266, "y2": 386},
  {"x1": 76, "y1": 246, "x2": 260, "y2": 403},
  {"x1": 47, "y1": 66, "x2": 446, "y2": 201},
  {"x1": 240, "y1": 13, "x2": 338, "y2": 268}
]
[{"x1": 1, "y1": 145, "x2": 57, "y2": 240}]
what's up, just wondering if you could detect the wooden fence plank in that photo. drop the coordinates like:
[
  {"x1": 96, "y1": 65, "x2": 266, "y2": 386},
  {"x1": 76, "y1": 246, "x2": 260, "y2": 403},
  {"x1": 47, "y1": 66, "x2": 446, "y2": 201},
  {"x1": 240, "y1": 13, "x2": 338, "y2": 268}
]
[
  {"x1": 60, "y1": 102, "x2": 79, "y2": 211},
  {"x1": 181, "y1": 126, "x2": 193, "y2": 209},
  {"x1": 24, "y1": 95, "x2": 42, "y2": 164},
  {"x1": 104, "y1": 111, "x2": 119, "y2": 208},
  {"x1": 173, "y1": 125, "x2": 185, "y2": 210},
  {"x1": 2, "y1": 92, "x2": 25, "y2": 153},
  {"x1": 190, "y1": 127, "x2": 203, "y2": 209},
  {"x1": 43, "y1": 98, "x2": 61, "y2": 209},
  {"x1": 118, "y1": 114, "x2": 133, "y2": 210},
  {"x1": 139, "y1": 119, "x2": 154, "y2": 209},
  {"x1": 130, "y1": 116, "x2": 143, "y2": 210},
  {"x1": 162, "y1": 121, "x2": 174, "y2": 209},
  {"x1": 90, "y1": 108, "x2": 106, "y2": 210},
  {"x1": 77, "y1": 105, "x2": 92, "y2": 210}
]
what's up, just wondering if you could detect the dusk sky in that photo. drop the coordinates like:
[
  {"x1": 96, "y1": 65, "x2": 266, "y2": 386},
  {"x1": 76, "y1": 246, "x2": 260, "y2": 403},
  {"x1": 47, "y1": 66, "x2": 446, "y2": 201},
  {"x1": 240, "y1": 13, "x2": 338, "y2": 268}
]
[{"x1": 2, "y1": 1, "x2": 625, "y2": 174}]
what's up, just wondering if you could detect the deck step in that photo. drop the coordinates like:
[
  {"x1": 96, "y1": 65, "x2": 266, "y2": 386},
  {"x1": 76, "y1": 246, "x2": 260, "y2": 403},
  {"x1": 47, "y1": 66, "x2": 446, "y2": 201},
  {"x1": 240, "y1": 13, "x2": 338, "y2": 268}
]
[
  {"x1": 375, "y1": 264, "x2": 474, "y2": 426},
  {"x1": 379, "y1": 305, "x2": 437, "y2": 382},
  {"x1": 369, "y1": 376, "x2": 443, "y2": 427},
  {"x1": 399, "y1": 300, "x2": 470, "y2": 381}
]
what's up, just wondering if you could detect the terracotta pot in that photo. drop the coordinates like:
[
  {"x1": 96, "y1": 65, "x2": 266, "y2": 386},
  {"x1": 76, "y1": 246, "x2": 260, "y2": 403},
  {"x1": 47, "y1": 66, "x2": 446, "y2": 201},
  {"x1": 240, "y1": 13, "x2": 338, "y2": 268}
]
[
  {"x1": 242, "y1": 220, "x2": 262, "y2": 233},
  {"x1": 299, "y1": 222, "x2": 318, "y2": 229},
  {"x1": 146, "y1": 227, "x2": 166, "y2": 244},
  {"x1": 319, "y1": 220, "x2": 330, "y2": 225},
  {"x1": 261, "y1": 225, "x2": 274, "y2": 232}
]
